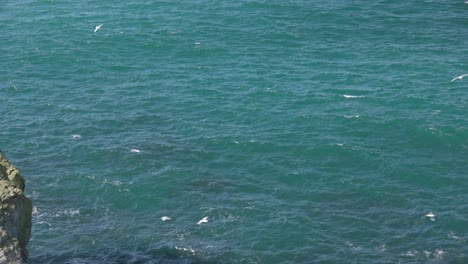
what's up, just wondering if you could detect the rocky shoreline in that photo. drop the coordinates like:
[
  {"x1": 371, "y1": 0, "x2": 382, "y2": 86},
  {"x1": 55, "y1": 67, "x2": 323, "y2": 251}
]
[{"x1": 0, "y1": 151, "x2": 32, "y2": 263}]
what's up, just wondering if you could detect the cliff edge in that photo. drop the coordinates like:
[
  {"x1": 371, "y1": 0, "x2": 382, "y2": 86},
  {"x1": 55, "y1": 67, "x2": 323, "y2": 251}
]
[{"x1": 0, "y1": 151, "x2": 32, "y2": 263}]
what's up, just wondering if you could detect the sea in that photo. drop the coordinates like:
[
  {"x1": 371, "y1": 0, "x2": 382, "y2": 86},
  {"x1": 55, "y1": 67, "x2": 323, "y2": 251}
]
[{"x1": 1, "y1": 0, "x2": 467, "y2": 263}]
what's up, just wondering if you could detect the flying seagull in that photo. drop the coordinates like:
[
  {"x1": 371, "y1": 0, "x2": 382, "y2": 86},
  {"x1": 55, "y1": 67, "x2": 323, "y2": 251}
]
[
  {"x1": 425, "y1": 212, "x2": 436, "y2": 221},
  {"x1": 161, "y1": 216, "x2": 171, "y2": 221},
  {"x1": 197, "y1": 216, "x2": 209, "y2": 225},
  {"x1": 425, "y1": 212, "x2": 435, "y2": 218},
  {"x1": 451, "y1": 73, "x2": 468, "y2": 82},
  {"x1": 94, "y1": 24, "x2": 103, "y2": 33}
]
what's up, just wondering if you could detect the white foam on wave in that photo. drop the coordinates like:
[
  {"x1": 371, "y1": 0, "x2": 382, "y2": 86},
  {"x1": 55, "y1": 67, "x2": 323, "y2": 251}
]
[
  {"x1": 103, "y1": 179, "x2": 124, "y2": 186},
  {"x1": 448, "y1": 231, "x2": 464, "y2": 242},
  {"x1": 32, "y1": 206, "x2": 40, "y2": 216},
  {"x1": 376, "y1": 244, "x2": 387, "y2": 252},
  {"x1": 36, "y1": 221, "x2": 52, "y2": 227},
  {"x1": 103, "y1": 178, "x2": 131, "y2": 192},
  {"x1": 434, "y1": 249, "x2": 446, "y2": 260},
  {"x1": 401, "y1": 249, "x2": 446, "y2": 260},
  {"x1": 33, "y1": 206, "x2": 80, "y2": 220},
  {"x1": 130, "y1": 148, "x2": 141, "y2": 153},
  {"x1": 32, "y1": 206, "x2": 49, "y2": 226},
  {"x1": 402, "y1": 250, "x2": 418, "y2": 257},
  {"x1": 345, "y1": 241, "x2": 361, "y2": 250},
  {"x1": 175, "y1": 246, "x2": 196, "y2": 254},
  {"x1": 113, "y1": 180, "x2": 123, "y2": 186},
  {"x1": 58, "y1": 209, "x2": 80, "y2": 217}
]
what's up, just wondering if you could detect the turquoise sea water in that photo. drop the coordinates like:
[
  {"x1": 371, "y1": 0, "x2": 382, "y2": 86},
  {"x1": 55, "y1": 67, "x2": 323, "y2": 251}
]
[{"x1": 1, "y1": 0, "x2": 468, "y2": 263}]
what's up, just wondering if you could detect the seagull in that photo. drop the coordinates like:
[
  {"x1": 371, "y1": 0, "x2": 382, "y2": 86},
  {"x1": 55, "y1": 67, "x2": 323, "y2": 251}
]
[
  {"x1": 161, "y1": 216, "x2": 171, "y2": 221},
  {"x1": 451, "y1": 73, "x2": 468, "y2": 82},
  {"x1": 343, "y1": 95, "x2": 365, "y2": 99},
  {"x1": 94, "y1": 24, "x2": 103, "y2": 33},
  {"x1": 197, "y1": 216, "x2": 209, "y2": 225},
  {"x1": 426, "y1": 212, "x2": 435, "y2": 218},
  {"x1": 71, "y1": 134, "x2": 81, "y2": 139},
  {"x1": 425, "y1": 212, "x2": 436, "y2": 221}
]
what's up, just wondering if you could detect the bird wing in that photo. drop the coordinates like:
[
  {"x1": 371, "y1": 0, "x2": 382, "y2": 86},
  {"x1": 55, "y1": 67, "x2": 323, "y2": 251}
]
[{"x1": 451, "y1": 73, "x2": 468, "y2": 82}]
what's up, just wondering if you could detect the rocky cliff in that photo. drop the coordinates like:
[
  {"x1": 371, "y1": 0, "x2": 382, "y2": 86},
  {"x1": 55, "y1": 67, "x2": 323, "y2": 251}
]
[{"x1": 0, "y1": 151, "x2": 32, "y2": 263}]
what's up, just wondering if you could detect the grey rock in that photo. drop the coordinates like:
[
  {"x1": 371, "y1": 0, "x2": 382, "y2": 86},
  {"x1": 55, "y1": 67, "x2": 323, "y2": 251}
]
[{"x1": 0, "y1": 151, "x2": 32, "y2": 263}]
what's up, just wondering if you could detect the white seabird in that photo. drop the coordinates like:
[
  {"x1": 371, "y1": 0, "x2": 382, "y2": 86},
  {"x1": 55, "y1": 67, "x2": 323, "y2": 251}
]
[
  {"x1": 161, "y1": 216, "x2": 171, "y2": 221},
  {"x1": 94, "y1": 24, "x2": 103, "y2": 33},
  {"x1": 426, "y1": 212, "x2": 435, "y2": 218},
  {"x1": 425, "y1": 212, "x2": 436, "y2": 221},
  {"x1": 343, "y1": 95, "x2": 365, "y2": 99},
  {"x1": 451, "y1": 73, "x2": 468, "y2": 82},
  {"x1": 197, "y1": 216, "x2": 209, "y2": 225},
  {"x1": 130, "y1": 149, "x2": 141, "y2": 153}
]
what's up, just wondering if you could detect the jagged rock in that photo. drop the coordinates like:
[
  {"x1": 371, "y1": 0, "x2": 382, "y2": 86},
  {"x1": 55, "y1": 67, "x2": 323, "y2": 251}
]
[{"x1": 0, "y1": 151, "x2": 32, "y2": 264}]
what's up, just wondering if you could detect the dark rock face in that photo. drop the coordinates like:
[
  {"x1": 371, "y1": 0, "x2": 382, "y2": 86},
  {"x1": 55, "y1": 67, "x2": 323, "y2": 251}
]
[{"x1": 0, "y1": 151, "x2": 32, "y2": 263}]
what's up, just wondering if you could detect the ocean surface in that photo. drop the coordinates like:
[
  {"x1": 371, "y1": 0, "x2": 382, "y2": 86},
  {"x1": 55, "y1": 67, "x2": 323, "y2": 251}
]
[{"x1": 1, "y1": 0, "x2": 468, "y2": 263}]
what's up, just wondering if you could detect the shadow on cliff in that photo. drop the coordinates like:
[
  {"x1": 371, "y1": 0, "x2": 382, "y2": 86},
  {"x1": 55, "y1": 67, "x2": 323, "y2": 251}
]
[{"x1": 30, "y1": 246, "x2": 224, "y2": 264}]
